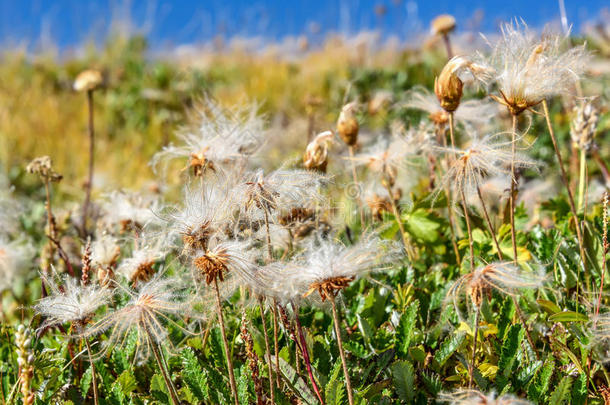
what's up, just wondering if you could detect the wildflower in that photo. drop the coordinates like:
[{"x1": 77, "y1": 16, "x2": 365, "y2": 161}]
[
  {"x1": 117, "y1": 235, "x2": 167, "y2": 285},
  {"x1": 435, "y1": 56, "x2": 491, "y2": 112},
  {"x1": 435, "y1": 132, "x2": 537, "y2": 201},
  {"x1": 74, "y1": 69, "x2": 103, "y2": 92},
  {"x1": 15, "y1": 325, "x2": 35, "y2": 405},
  {"x1": 152, "y1": 99, "x2": 265, "y2": 177},
  {"x1": 34, "y1": 273, "x2": 111, "y2": 329},
  {"x1": 483, "y1": 21, "x2": 589, "y2": 116},
  {"x1": 191, "y1": 239, "x2": 258, "y2": 287},
  {"x1": 299, "y1": 235, "x2": 400, "y2": 301},
  {"x1": 440, "y1": 389, "x2": 533, "y2": 404},
  {"x1": 446, "y1": 262, "x2": 545, "y2": 310},
  {"x1": 100, "y1": 190, "x2": 162, "y2": 232},
  {"x1": 303, "y1": 130, "x2": 334, "y2": 172},
  {"x1": 84, "y1": 277, "x2": 184, "y2": 361},
  {"x1": 337, "y1": 102, "x2": 359, "y2": 146},
  {"x1": 26, "y1": 156, "x2": 62, "y2": 182},
  {"x1": 570, "y1": 99, "x2": 599, "y2": 152}
]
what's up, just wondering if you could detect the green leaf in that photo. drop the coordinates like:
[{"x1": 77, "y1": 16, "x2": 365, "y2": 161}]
[
  {"x1": 277, "y1": 357, "x2": 316, "y2": 404},
  {"x1": 180, "y1": 348, "x2": 209, "y2": 401},
  {"x1": 150, "y1": 374, "x2": 169, "y2": 404},
  {"x1": 498, "y1": 324, "x2": 524, "y2": 378},
  {"x1": 537, "y1": 299, "x2": 561, "y2": 315},
  {"x1": 396, "y1": 300, "x2": 419, "y2": 357},
  {"x1": 571, "y1": 374, "x2": 587, "y2": 405},
  {"x1": 391, "y1": 360, "x2": 414, "y2": 403},
  {"x1": 115, "y1": 370, "x2": 137, "y2": 396},
  {"x1": 433, "y1": 332, "x2": 465, "y2": 367},
  {"x1": 325, "y1": 360, "x2": 346, "y2": 405},
  {"x1": 404, "y1": 209, "x2": 441, "y2": 243},
  {"x1": 549, "y1": 375, "x2": 573, "y2": 405},
  {"x1": 237, "y1": 364, "x2": 251, "y2": 405},
  {"x1": 528, "y1": 358, "x2": 555, "y2": 402},
  {"x1": 548, "y1": 311, "x2": 588, "y2": 323},
  {"x1": 80, "y1": 366, "x2": 93, "y2": 400}
]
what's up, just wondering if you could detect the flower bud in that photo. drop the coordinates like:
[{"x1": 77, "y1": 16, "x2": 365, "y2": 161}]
[
  {"x1": 74, "y1": 69, "x2": 103, "y2": 92},
  {"x1": 337, "y1": 102, "x2": 359, "y2": 146}
]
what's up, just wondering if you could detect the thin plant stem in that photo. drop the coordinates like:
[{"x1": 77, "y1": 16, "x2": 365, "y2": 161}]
[
  {"x1": 459, "y1": 187, "x2": 475, "y2": 273},
  {"x1": 84, "y1": 338, "x2": 99, "y2": 405},
  {"x1": 448, "y1": 113, "x2": 456, "y2": 149},
  {"x1": 595, "y1": 192, "x2": 609, "y2": 321},
  {"x1": 578, "y1": 148, "x2": 586, "y2": 213},
  {"x1": 272, "y1": 301, "x2": 281, "y2": 388},
  {"x1": 442, "y1": 118, "x2": 461, "y2": 262},
  {"x1": 214, "y1": 278, "x2": 240, "y2": 405},
  {"x1": 469, "y1": 307, "x2": 480, "y2": 388},
  {"x1": 348, "y1": 146, "x2": 365, "y2": 227},
  {"x1": 147, "y1": 331, "x2": 180, "y2": 405},
  {"x1": 263, "y1": 209, "x2": 273, "y2": 262},
  {"x1": 442, "y1": 34, "x2": 453, "y2": 59},
  {"x1": 82, "y1": 90, "x2": 95, "y2": 236},
  {"x1": 542, "y1": 100, "x2": 587, "y2": 296},
  {"x1": 293, "y1": 304, "x2": 325, "y2": 405},
  {"x1": 509, "y1": 115, "x2": 519, "y2": 265},
  {"x1": 259, "y1": 298, "x2": 275, "y2": 403},
  {"x1": 329, "y1": 296, "x2": 353, "y2": 405},
  {"x1": 383, "y1": 176, "x2": 414, "y2": 261},
  {"x1": 476, "y1": 185, "x2": 502, "y2": 258}
]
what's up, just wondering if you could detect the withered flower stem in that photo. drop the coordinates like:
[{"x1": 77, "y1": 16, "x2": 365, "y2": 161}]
[
  {"x1": 213, "y1": 278, "x2": 240, "y2": 405},
  {"x1": 84, "y1": 338, "x2": 99, "y2": 405},
  {"x1": 348, "y1": 146, "x2": 365, "y2": 227},
  {"x1": 542, "y1": 100, "x2": 587, "y2": 294},
  {"x1": 146, "y1": 330, "x2": 180, "y2": 405},
  {"x1": 292, "y1": 303, "x2": 325, "y2": 405},
  {"x1": 258, "y1": 298, "x2": 275, "y2": 403},
  {"x1": 271, "y1": 301, "x2": 281, "y2": 388},
  {"x1": 509, "y1": 115, "x2": 518, "y2": 265},
  {"x1": 459, "y1": 187, "x2": 475, "y2": 274},
  {"x1": 328, "y1": 295, "x2": 354, "y2": 405},
  {"x1": 382, "y1": 172, "x2": 414, "y2": 261},
  {"x1": 82, "y1": 90, "x2": 95, "y2": 236},
  {"x1": 468, "y1": 308, "x2": 480, "y2": 388},
  {"x1": 444, "y1": 114, "x2": 461, "y2": 262}
]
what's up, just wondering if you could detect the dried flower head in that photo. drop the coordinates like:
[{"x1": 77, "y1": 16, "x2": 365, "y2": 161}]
[
  {"x1": 440, "y1": 389, "x2": 533, "y2": 404},
  {"x1": 446, "y1": 262, "x2": 545, "y2": 310},
  {"x1": 34, "y1": 273, "x2": 112, "y2": 329},
  {"x1": 431, "y1": 14, "x2": 457, "y2": 36},
  {"x1": 101, "y1": 190, "x2": 162, "y2": 232},
  {"x1": 152, "y1": 99, "x2": 265, "y2": 177},
  {"x1": 435, "y1": 132, "x2": 537, "y2": 202},
  {"x1": 117, "y1": 234, "x2": 167, "y2": 285},
  {"x1": 242, "y1": 169, "x2": 326, "y2": 215},
  {"x1": 570, "y1": 99, "x2": 599, "y2": 151},
  {"x1": 26, "y1": 156, "x2": 62, "y2": 182},
  {"x1": 304, "y1": 130, "x2": 334, "y2": 172},
  {"x1": 191, "y1": 239, "x2": 257, "y2": 288},
  {"x1": 435, "y1": 56, "x2": 491, "y2": 112},
  {"x1": 74, "y1": 69, "x2": 103, "y2": 92},
  {"x1": 84, "y1": 277, "x2": 184, "y2": 361},
  {"x1": 484, "y1": 21, "x2": 589, "y2": 116},
  {"x1": 337, "y1": 102, "x2": 359, "y2": 146},
  {"x1": 297, "y1": 235, "x2": 400, "y2": 301},
  {"x1": 90, "y1": 234, "x2": 121, "y2": 270}
]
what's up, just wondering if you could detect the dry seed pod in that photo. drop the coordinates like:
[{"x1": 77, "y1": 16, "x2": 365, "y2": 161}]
[
  {"x1": 431, "y1": 14, "x2": 456, "y2": 36},
  {"x1": 337, "y1": 102, "x2": 359, "y2": 146},
  {"x1": 304, "y1": 130, "x2": 333, "y2": 172},
  {"x1": 74, "y1": 69, "x2": 103, "y2": 92},
  {"x1": 570, "y1": 100, "x2": 599, "y2": 151},
  {"x1": 435, "y1": 56, "x2": 490, "y2": 113}
]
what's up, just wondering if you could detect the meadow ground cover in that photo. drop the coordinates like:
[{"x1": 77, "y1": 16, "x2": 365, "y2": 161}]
[{"x1": 1, "y1": 15, "x2": 610, "y2": 405}]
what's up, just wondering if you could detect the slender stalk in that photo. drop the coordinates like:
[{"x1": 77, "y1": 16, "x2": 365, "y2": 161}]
[
  {"x1": 542, "y1": 100, "x2": 587, "y2": 292},
  {"x1": 469, "y1": 308, "x2": 480, "y2": 388},
  {"x1": 214, "y1": 278, "x2": 240, "y2": 405},
  {"x1": 147, "y1": 331, "x2": 180, "y2": 405},
  {"x1": 293, "y1": 304, "x2": 325, "y2": 405},
  {"x1": 442, "y1": 117, "x2": 461, "y2": 262},
  {"x1": 459, "y1": 187, "x2": 475, "y2": 273},
  {"x1": 84, "y1": 339, "x2": 99, "y2": 405},
  {"x1": 272, "y1": 301, "x2": 281, "y2": 388},
  {"x1": 259, "y1": 298, "x2": 275, "y2": 403},
  {"x1": 442, "y1": 34, "x2": 453, "y2": 59},
  {"x1": 578, "y1": 148, "x2": 586, "y2": 213},
  {"x1": 383, "y1": 176, "x2": 413, "y2": 260},
  {"x1": 509, "y1": 115, "x2": 519, "y2": 264},
  {"x1": 263, "y1": 209, "x2": 273, "y2": 262},
  {"x1": 329, "y1": 296, "x2": 353, "y2": 405},
  {"x1": 595, "y1": 193, "x2": 609, "y2": 321},
  {"x1": 82, "y1": 90, "x2": 95, "y2": 236},
  {"x1": 348, "y1": 146, "x2": 365, "y2": 227},
  {"x1": 476, "y1": 185, "x2": 502, "y2": 259},
  {"x1": 592, "y1": 149, "x2": 610, "y2": 186}
]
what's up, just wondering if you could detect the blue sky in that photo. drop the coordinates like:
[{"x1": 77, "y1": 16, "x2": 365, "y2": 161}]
[{"x1": 0, "y1": 0, "x2": 606, "y2": 50}]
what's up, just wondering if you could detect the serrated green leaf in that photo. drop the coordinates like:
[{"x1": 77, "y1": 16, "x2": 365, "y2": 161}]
[
  {"x1": 396, "y1": 300, "x2": 419, "y2": 357},
  {"x1": 180, "y1": 348, "x2": 209, "y2": 401},
  {"x1": 528, "y1": 358, "x2": 555, "y2": 402},
  {"x1": 498, "y1": 324, "x2": 523, "y2": 378},
  {"x1": 549, "y1": 375, "x2": 573, "y2": 405},
  {"x1": 433, "y1": 332, "x2": 465, "y2": 367},
  {"x1": 325, "y1": 360, "x2": 346, "y2": 405},
  {"x1": 391, "y1": 360, "x2": 414, "y2": 403},
  {"x1": 115, "y1": 370, "x2": 137, "y2": 395}
]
